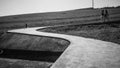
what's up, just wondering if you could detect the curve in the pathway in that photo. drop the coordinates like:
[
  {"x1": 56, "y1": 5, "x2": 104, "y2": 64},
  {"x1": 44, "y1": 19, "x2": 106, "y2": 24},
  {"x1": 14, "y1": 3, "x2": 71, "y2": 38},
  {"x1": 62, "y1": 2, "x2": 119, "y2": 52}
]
[{"x1": 8, "y1": 27, "x2": 120, "y2": 68}]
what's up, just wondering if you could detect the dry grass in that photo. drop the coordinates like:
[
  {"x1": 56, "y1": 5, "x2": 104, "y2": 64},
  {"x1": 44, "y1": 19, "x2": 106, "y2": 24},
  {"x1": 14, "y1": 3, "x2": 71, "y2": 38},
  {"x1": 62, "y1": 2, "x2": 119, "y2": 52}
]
[
  {"x1": 0, "y1": 58, "x2": 53, "y2": 68},
  {"x1": 0, "y1": 7, "x2": 120, "y2": 33},
  {"x1": 0, "y1": 33, "x2": 69, "y2": 68},
  {"x1": 0, "y1": 33, "x2": 69, "y2": 51},
  {"x1": 40, "y1": 21, "x2": 120, "y2": 44},
  {"x1": 0, "y1": 7, "x2": 120, "y2": 68}
]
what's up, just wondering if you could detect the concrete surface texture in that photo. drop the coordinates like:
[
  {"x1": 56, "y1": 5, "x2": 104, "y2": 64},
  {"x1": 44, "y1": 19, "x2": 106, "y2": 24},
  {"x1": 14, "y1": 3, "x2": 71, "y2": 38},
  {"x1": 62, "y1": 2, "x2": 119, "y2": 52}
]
[{"x1": 8, "y1": 27, "x2": 120, "y2": 68}]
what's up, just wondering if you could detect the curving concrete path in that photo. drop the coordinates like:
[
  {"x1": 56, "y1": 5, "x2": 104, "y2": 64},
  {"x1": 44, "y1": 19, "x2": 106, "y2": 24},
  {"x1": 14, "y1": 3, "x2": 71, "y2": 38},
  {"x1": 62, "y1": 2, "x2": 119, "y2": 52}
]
[{"x1": 8, "y1": 27, "x2": 120, "y2": 68}]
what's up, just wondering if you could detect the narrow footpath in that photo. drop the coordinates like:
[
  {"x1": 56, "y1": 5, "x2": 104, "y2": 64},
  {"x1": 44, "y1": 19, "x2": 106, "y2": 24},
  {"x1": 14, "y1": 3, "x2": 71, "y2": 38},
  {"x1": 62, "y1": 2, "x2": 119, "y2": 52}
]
[{"x1": 8, "y1": 27, "x2": 120, "y2": 68}]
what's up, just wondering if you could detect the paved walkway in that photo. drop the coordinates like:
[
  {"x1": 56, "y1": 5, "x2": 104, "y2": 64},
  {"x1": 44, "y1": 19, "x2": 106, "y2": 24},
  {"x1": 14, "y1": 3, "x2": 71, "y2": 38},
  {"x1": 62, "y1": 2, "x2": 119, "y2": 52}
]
[{"x1": 8, "y1": 27, "x2": 120, "y2": 68}]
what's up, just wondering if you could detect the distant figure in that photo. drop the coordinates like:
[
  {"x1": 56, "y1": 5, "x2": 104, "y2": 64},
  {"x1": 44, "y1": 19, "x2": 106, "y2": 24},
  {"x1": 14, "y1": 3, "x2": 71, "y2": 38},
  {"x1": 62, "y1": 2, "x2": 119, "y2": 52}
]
[
  {"x1": 0, "y1": 49, "x2": 3, "y2": 54},
  {"x1": 101, "y1": 9, "x2": 105, "y2": 22},
  {"x1": 101, "y1": 9, "x2": 109, "y2": 22},
  {"x1": 104, "y1": 9, "x2": 109, "y2": 22},
  {"x1": 25, "y1": 24, "x2": 28, "y2": 28}
]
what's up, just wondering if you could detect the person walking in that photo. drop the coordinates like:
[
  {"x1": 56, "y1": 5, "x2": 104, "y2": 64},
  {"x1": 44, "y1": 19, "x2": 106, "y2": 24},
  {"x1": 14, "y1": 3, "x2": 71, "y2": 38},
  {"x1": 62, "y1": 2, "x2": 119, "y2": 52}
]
[
  {"x1": 104, "y1": 9, "x2": 109, "y2": 22},
  {"x1": 0, "y1": 49, "x2": 3, "y2": 54},
  {"x1": 101, "y1": 9, "x2": 109, "y2": 23},
  {"x1": 101, "y1": 9, "x2": 105, "y2": 22},
  {"x1": 25, "y1": 24, "x2": 28, "y2": 28}
]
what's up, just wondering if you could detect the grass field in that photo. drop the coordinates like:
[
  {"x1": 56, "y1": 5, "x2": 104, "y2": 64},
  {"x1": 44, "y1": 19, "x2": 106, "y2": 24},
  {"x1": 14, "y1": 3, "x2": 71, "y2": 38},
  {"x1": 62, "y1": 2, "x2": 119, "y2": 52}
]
[
  {"x1": 0, "y1": 58, "x2": 53, "y2": 68},
  {"x1": 0, "y1": 33, "x2": 69, "y2": 52},
  {"x1": 0, "y1": 33, "x2": 69, "y2": 68},
  {"x1": 0, "y1": 7, "x2": 120, "y2": 68},
  {"x1": 40, "y1": 21, "x2": 120, "y2": 44},
  {"x1": 0, "y1": 7, "x2": 120, "y2": 33}
]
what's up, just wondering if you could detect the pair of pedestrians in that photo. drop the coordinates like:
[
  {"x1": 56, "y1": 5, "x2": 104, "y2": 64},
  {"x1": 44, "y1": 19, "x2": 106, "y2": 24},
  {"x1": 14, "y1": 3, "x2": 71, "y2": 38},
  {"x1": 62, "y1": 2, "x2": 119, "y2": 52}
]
[{"x1": 101, "y1": 9, "x2": 109, "y2": 22}]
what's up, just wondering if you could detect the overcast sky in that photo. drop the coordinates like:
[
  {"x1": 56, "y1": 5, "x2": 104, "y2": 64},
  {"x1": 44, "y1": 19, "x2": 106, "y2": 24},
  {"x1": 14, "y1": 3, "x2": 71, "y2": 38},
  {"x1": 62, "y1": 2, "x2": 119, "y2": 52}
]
[{"x1": 0, "y1": 0, "x2": 120, "y2": 17}]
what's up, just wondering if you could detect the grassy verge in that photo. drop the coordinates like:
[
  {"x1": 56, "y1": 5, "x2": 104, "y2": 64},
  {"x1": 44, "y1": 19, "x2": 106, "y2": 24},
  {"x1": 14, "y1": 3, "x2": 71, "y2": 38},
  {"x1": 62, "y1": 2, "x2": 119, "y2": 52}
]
[
  {"x1": 0, "y1": 58, "x2": 53, "y2": 68},
  {"x1": 0, "y1": 33, "x2": 69, "y2": 51},
  {"x1": 0, "y1": 33, "x2": 69, "y2": 67},
  {"x1": 39, "y1": 21, "x2": 120, "y2": 44}
]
